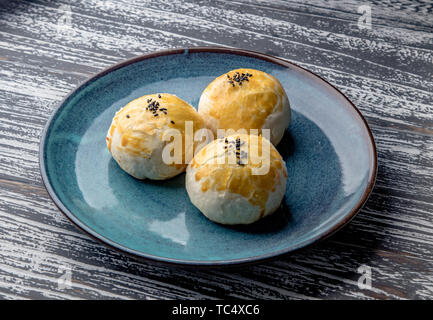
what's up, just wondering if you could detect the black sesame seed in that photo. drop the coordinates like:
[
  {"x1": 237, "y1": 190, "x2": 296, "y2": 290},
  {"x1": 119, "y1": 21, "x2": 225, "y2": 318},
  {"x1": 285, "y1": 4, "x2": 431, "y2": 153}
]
[
  {"x1": 126, "y1": 115, "x2": 130, "y2": 118},
  {"x1": 171, "y1": 120, "x2": 175, "y2": 124},
  {"x1": 227, "y1": 71, "x2": 252, "y2": 87},
  {"x1": 158, "y1": 94, "x2": 161, "y2": 98}
]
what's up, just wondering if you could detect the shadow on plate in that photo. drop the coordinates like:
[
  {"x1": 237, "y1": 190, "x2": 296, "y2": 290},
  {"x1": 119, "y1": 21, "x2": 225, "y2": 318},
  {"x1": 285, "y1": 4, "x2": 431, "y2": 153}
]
[{"x1": 223, "y1": 200, "x2": 292, "y2": 234}]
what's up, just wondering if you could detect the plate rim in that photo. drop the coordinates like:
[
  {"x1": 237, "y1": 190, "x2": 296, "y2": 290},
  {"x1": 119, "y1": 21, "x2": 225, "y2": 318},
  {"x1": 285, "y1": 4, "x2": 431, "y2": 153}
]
[{"x1": 39, "y1": 46, "x2": 378, "y2": 267}]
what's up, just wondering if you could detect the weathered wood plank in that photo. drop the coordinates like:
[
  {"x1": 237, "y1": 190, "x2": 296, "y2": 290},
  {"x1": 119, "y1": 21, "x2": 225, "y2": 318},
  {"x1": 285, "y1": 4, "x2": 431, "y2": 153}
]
[
  {"x1": 233, "y1": 0, "x2": 433, "y2": 31},
  {"x1": 1, "y1": 40, "x2": 432, "y2": 134},
  {"x1": 112, "y1": 0, "x2": 433, "y2": 75},
  {"x1": 1, "y1": 0, "x2": 432, "y2": 134},
  {"x1": 0, "y1": 31, "x2": 115, "y2": 75},
  {"x1": 1, "y1": 0, "x2": 432, "y2": 93},
  {"x1": 2, "y1": 177, "x2": 432, "y2": 299},
  {"x1": 0, "y1": 0, "x2": 432, "y2": 300}
]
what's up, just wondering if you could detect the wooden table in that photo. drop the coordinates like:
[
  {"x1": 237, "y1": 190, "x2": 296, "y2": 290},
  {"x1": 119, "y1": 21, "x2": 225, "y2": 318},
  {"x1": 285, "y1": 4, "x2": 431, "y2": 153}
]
[{"x1": 0, "y1": 0, "x2": 432, "y2": 299}]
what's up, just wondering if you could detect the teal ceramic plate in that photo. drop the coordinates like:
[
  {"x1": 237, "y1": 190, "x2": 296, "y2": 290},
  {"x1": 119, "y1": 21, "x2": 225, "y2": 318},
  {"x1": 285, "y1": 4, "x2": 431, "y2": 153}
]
[{"x1": 40, "y1": 47, "x2": 377, "y2": 267}]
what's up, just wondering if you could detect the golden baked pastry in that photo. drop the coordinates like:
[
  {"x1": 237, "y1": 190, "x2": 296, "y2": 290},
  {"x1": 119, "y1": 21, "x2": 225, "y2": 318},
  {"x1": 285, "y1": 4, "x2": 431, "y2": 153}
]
[
  {"x1": 186, "y1": 133, "x2": 287, "y2": 224},
  {"x1": 106, "y1": 94, "x2": 207, "y2": 180},
  {"x1": 198, "y1": 69, "x2": 290, "y2": 145}
]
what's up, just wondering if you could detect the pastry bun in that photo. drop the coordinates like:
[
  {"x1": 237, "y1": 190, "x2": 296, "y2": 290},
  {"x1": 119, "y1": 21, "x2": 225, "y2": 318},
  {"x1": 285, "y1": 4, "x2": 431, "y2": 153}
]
[
  {"x1": 186, "y1": 133, "x2": 287, "y2": 225},
  {"x1": 198, "y1": 69, "x2": 290, "y2": 145},
  {"x1": 107, "y1": 94, "x2": 207, "y2": 180}
]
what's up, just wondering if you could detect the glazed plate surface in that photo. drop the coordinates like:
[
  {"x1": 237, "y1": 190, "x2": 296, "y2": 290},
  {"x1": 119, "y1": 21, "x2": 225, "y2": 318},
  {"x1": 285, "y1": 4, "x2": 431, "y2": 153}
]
[{"x1": 40, "y1": 48, "x2": 377, "y2": 266}]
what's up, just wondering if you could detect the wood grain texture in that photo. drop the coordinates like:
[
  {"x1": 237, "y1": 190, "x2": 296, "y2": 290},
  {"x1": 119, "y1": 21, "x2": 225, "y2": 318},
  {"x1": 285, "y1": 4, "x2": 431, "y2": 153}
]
[{"x1": 0, "y1": 0, "x2": 432, "y2": 299}]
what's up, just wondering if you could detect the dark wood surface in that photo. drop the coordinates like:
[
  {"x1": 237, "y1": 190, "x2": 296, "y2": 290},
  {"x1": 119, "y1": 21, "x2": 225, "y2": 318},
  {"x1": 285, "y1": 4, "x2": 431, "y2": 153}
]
[{"x1": 0, "y1": 0, "x2": 432, "y2": 299}]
